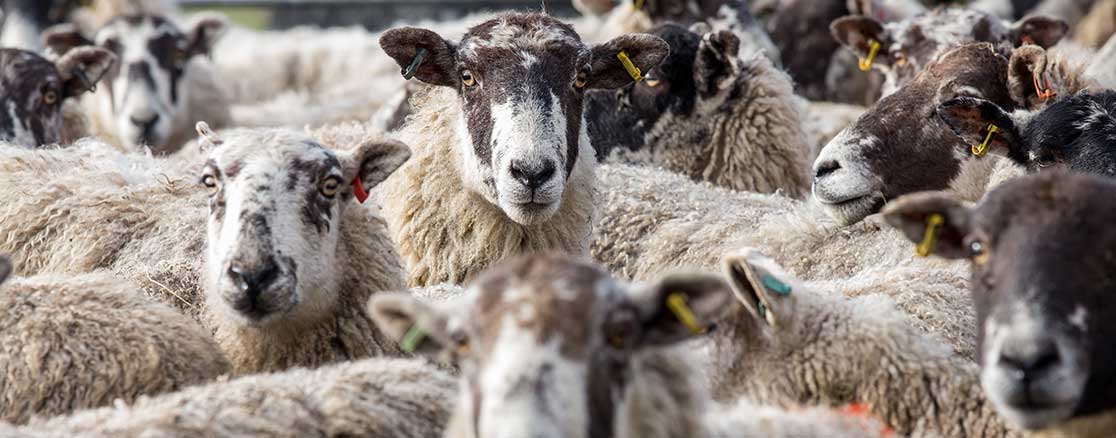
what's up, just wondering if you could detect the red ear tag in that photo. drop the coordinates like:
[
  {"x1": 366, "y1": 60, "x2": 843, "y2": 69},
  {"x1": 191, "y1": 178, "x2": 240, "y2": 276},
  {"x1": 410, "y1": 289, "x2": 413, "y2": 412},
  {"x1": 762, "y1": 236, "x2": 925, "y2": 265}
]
[{"x1": 351, "y1": 175, "x2": 369, "y2": 204}]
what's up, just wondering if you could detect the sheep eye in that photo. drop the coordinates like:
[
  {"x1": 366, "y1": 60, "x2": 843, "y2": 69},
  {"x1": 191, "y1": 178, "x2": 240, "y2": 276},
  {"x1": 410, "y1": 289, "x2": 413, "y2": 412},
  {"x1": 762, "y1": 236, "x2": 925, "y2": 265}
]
[
  {"x1": 461, "y1": 70, "x2": 477, "y2": 87},
  {"x1": 969, "y1": 239, "x2": 989, "y2": 265},
  {"x1": 42, "y1": 90, "x2": 58, "y2": 105},
  {"x1": 643, "y1": 76, "x2": 662, "y2": 88},
  {"x1": 574, "y1": 71, "x2": 588, "y2": 89},
  {"x1": 893, "y1": 52, "x2": 907, "y2": 66},
  {"x1": 450, "y1": 331, "x2": 471, "y2": 355},
  {"x1": 201, "y1": 174, "x2": 219, "y2": 193},
  {"x1": 174, "y1": 49, "x2": 188, "y2": 67},
  {"x1": 321, "y1": 177, "x2": 341, "y2": 198}
]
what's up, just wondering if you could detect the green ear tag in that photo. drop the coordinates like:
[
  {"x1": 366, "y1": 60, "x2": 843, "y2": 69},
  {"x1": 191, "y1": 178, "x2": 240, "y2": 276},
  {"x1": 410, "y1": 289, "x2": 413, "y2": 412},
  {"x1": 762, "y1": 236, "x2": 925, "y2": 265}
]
[
  {"x1": 762, "y1": 275, "x2": 792, "y2": 296},
  {"x1": 757, "y1": 301, "x2": 767, "y2": 319},
  {"x1": 400, "y1": 326, "x2": 426, "y2": 353}
]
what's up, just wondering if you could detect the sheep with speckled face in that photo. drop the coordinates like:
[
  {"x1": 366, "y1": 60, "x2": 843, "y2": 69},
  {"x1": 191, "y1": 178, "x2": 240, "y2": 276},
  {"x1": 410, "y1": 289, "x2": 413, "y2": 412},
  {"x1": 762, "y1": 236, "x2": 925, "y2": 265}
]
[{"x1": 0, "y1": 47, "x2": 113, "y2": 147}]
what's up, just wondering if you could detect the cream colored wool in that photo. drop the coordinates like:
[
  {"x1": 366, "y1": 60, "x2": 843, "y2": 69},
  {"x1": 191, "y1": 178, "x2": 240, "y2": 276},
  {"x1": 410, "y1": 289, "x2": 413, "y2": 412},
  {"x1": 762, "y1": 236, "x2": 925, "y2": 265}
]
[
  {"x1": 800, "y1": 99, "x2": 866, "y2": 162},
  {"x1": 361, "y1": 87, "x2": 597, "y2": 287},
  {"x1": 0, "y1": 269, "x2": 229, "y2": 425},
  {"x1": 1073, "y1": 0, "x2": 1116, "y2": 49},
  {"x1": 0, "y1": 136, "x2": 407, "y2": 375},
  {"x1": 704, "y1": 398, "x2": 894, "y2": 438},
  {"x1": 5, "y1": 358, "x2": 455, "y2": 438}
]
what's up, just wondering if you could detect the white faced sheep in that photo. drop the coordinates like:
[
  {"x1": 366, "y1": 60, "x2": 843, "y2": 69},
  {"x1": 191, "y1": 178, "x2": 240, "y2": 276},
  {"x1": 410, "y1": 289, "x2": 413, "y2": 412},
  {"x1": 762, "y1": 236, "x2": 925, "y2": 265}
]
[
  {"x1": 369, "y1": 253, "x2": 891, "y2": 438},
  {"x1": 0, "y1": 125, "x2": 412, "y2": 375},
  {"x1": 0, "y1": 46, "x2": 114, "y2": 147},
  {"x1": 1, "y1": 357, "x2": 455, "y2": 438},
  {"x1": 885, "y1": 172, "x2": 1116, "y2": 437},
  {"x1": 586, "y1": 24, "x2": 811, "y2": 196},
  {"x1": 43, "y1": 13, "x2": 231, "y2": 155},
  {"x1": 372, "y1": 12, "x2": 668, "y2": 287},
  {"x1": 0, "y1": 255, "x2": 229, "y2": 425}
]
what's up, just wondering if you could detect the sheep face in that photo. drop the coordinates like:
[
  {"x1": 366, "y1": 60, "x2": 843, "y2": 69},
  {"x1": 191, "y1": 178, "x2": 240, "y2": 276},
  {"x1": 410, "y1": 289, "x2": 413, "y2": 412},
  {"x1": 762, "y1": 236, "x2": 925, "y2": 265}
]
[
  {"x1": 369, "y1": 254, "x2": 730, "y2": 438},
  {"x1": 45, "y1": 14, "x2": 225, "y2": 154},
  {"x1": 0, "y1": 47, "x2": 113, "y2": 147},
  {"x1": 812, "y1": 43, "x2": 1014, "y2": 225},
  {"x1": 199, "y1": 126, "x2": 410, "y2": 327},
  {"x1": 938, "y1": 91, "x2": 1116, "y2": 176},
  {"x1": 380, "y1": 13, "x2": 668, "y2": 225},
  {"x1": 831, "y1": 9, "x2": 1066, "y2": 97},
  {"x1": 884, "y1": 172, "x2": 1116, "y2": 431}
]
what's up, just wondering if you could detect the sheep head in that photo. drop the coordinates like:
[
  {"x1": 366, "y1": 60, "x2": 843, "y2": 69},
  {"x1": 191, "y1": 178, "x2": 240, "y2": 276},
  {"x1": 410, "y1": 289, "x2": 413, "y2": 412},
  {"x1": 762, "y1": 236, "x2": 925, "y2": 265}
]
[
  {"x1": 380, "y1": 12, "x2": 668, "y2": 225},
  {"x1": 0, "y1": 47, "x2": 114, "y2": 147}
]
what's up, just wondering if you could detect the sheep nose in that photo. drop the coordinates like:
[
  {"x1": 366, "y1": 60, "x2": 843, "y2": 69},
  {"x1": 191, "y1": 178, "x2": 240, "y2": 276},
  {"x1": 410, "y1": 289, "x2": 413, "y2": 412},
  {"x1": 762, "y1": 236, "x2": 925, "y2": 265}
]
[
  {"x1": 227, "y1": 258, "x2": 280, "y2": 303},
  {"x1": 814, "y1": 160, "x2": 841, "y2": 180},
  {"x1": 510, "y1": 160, "x2": 557, "y2": 190},
  {"x1": 130, "y1": 113, "x2": 160, "y2": 132},
  {"x1": 999, "y1": 338, "x2": 1060, "y2": 381}
]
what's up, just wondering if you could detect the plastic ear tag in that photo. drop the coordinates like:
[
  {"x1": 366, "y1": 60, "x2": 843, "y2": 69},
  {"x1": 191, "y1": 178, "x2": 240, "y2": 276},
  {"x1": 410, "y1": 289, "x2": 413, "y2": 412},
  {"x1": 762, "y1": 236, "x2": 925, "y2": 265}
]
[
  {"x1": 666, "y1": 292, "x2": 706, "y2": 335},
  {"x1": 617, "y1": 50, "x2": 644, "y2": 83},
  {"x1": 402, "y1": 47, "x2": 429, "y2": 80},
  {"x1": 971, "y1": 124, "x2": 999, "y2": 157},
  {"x1": 400, "y1": 325, "x2": 426, "y2": 353},
  {"x1": 916, "y1": 214, "x2": 945, "y2": 257},
  {"x1": 762, "y1": 275, "x2": 792, "y2": 296},
  {"x1": 858, "y1": 39, "x2": 881, "y2": 71},
  {"x1": 1033, "y1": 71, "x2": 1056, "y2": 100},
  {"x1": 71, "y1": 68, "x2": 96, "y2": 93},
  {"x1": 351, "y1": 175, "x2": 369, "y2": 204}
]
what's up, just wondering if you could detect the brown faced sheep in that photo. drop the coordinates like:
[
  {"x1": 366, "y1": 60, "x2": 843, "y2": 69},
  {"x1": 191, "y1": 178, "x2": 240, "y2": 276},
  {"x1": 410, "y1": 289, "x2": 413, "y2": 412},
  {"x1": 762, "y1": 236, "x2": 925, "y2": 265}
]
[
  {"x1": 0, "y1": 256, "x2": 229, "y2": 424},
  {"x1": 0, "y1": 125, "x2": 412, "y2": 375},
  {"x1": 0, "y1": 46, "x2": 113, "y2": 147},
  {"x1": 369, "y1": 253, "x2": 889, "y2": 438},
  {"x1": 373, "y1": 12, "x2": 667, "y2": 287}
]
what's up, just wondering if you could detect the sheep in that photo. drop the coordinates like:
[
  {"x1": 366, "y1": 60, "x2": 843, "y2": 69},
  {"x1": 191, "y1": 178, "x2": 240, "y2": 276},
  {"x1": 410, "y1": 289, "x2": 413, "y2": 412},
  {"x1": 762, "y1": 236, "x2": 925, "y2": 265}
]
[
  {"x1": 0, "y1": 0, "x2": 83, "y2": 51},
  {"x1": 883, "y1": 172, "x2": 1116, "y2": 436},
  {"x1": 0, "y1": 125, "x2": 412, "y2": 375},
  {"x1": 0, "y1": 255, "x2": 229, "y2": 425},
  {"x1": 368, "y1": 253, "x2": 890, "y2": 438},
  {"x1": 372, "y1": 12, "x2": 667, "y2": 287},
  {"x1": 1073, "y1": 0, "x2": 1115, "y2": 49},
  {"x1": 0, "y1": 46, "x2": 114, "y2": 147},
  {"x1": 712, "y1": 248, "x2": 1020, "y2": 437},
  {"x1": 2, "y1": 357, "x2": 455, "y2": 437},
  {"x1": 43, "y1": 13, "x2": 232, "y2": 155},
  {"x1": 586, "y1": 24, "x2": 811, "y2": 196}
]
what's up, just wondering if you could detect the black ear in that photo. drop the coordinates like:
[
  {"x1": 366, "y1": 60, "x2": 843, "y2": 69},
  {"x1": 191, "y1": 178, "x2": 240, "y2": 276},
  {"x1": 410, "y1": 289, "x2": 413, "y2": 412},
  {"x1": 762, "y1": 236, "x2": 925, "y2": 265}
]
[
  {"x1": 694, "y1": 30, "x2": 741, "y2": 98},
  {"x1": 882, "y1": 192, "x2": 974, "y2": 259},
  {"x1": 632, "y1": 272, "x2": 734, "y2": 347},
  {"x1": 0, "y1": 255, "x2": 11, "y2": 285},
  {"x1": 1011, "y1": 15, "x2": 1068, "y2": 49},
  {"x1": 936, "y1": 97, "x2": 1023, "y2": 161},
  {"x1": 55, "y1": 47, "x2": 116, "y2": 99},
  {"x1": 379, "y1": 27, "x2": 458, "y2": 87},
  {"x1": 830, "y1": 15, "x2": 890, "y2": 66},
  {"x1": 589, "y1": 33, "x2": 670, "y2": 90},
  {"x1": 367, "y1": 293, "x2": 456, "y2": 358},
  {"x1": 186, "y1": 13, "x2": 228, "y2": 58},
  {"x1": 42, "y1": 23, "x2": 94, "y2": 58}
]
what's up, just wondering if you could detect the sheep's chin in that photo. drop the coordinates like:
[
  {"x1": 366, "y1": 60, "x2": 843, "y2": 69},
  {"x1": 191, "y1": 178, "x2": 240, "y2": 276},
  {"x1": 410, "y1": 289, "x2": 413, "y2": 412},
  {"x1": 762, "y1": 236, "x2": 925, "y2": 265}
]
[{"x1": 500, "y1": 199, "x2": 562, "y2": 225}]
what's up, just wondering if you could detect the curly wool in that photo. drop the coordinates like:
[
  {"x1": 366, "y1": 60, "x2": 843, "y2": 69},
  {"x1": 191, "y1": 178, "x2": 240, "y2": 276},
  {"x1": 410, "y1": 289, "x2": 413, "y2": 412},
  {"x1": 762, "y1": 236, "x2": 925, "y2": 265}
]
[
  {"x1": 362, "y1": 86, "x2": 597, "y2": 287},
  {"x1": 8, "y1": 358, "x2": 455, "y2": 438},
  {"x1": 0, "y1": 271, "x2": 228, "y2": 424}
]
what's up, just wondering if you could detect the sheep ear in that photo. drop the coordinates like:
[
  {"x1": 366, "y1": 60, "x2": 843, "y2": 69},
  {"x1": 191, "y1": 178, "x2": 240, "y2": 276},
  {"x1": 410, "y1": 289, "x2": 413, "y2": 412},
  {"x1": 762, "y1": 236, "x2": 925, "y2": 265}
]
[
  {"x1": 0, "y1": 255, "x2": 11, "y2": 285},
  {"x1": 1010, "y1": 15, "x2": 1067, "y2": 49},
  {"x1": 694, "y1": 30, "x2": 741, "y2": 98},
  {"x1": 195, "y1": 121, "x2": 223, "y2": 152},
  {"x1": 41, "y1": 23, "x2": 93, "y2": 58},
  {"x1": 186, "y1": 12, "x2": 228, "y2": 58},
  {"x1": 56, "y1": 47, "x2": 116, "y2": 99},
  {"x1": 380, "y1": 27, "x2": 457, "y2": 87},
  {"x1": 936, "y1": 96, "x2": 1022, "y2": 160},
  {"x1": 589, "y1": 33, "x2": 670, "y2": 90},
  {"x1": 367, "y1": 293, "x2": 455, "y2": 357},
  {"x1": 830, "y1": 15, "x2": 890, "y2": 66},
  {"x1": 342, "y1": 138, "x2": 411, "y2": 194},
  {"x1": 1008, "y1": 45, "x2": 1052, "y2": 109},
  {"x1": 722, "y1": 249, "x2": 797, "y2": 329},
  {"x1": 882, "y1": 192, "x2": 973, "y2": 259},
  {"x1": 633, "y1": 272, "x2": 733, "y2": 347}
]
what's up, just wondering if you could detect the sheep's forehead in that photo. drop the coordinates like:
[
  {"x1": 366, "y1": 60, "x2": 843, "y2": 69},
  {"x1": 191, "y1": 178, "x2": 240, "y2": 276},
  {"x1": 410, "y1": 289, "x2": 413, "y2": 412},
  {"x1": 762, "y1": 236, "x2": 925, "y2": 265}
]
[
  {"x1": 459, "y1": 15, "x2": 587, "y2": 63},
  {"x1": 209, "y1": 133, "x2": 341, "y2": 182},
  {"x1": 469, "y1": 256, "x2": 618, "y2": 360},
  {"x1": 0, "y1": 49, "x2": 61, "y2": 93}
]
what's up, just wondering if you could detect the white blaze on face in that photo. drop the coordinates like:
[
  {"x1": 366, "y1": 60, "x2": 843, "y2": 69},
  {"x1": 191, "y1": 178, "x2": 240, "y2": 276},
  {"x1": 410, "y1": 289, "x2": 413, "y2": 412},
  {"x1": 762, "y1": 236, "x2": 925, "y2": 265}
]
[{"x1": 5, "y1": 100, "x2": 35, "y2": 147}]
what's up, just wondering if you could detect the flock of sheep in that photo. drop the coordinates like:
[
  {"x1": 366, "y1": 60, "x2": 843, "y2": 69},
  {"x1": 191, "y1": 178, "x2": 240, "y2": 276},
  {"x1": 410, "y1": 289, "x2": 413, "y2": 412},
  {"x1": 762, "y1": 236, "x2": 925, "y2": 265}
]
[{"x1": 0, "y1": 0, "x2": 1115, "y2": 436}]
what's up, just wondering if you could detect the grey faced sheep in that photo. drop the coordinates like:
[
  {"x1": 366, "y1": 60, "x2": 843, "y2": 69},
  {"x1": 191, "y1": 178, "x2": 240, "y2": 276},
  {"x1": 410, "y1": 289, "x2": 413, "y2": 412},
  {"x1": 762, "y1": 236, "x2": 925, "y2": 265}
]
[
  {"x1": 373, "y1": 12, "x2": 668, "y2": 287},
  {"x1": 2, "y1": 357, "x2": 455, "y2": 438},
  {"x1": 369, "y1": 253, "x2": 891, "y2": 438},
  {"x1": 0, "y1": 125, "x2": 412, "y2": 375},
  {"x1": 885, "y1": 171, "x2": 1116, "y2": 437},
  {"x1": 0, "y1": 255, "x2": 229, "y2": 425},
  {"x1": 586, "y1": 24, "x2": 811, "y2": 196},
  {"x1": 0, "y1": 46, "x2": 113, "y2": 147}
]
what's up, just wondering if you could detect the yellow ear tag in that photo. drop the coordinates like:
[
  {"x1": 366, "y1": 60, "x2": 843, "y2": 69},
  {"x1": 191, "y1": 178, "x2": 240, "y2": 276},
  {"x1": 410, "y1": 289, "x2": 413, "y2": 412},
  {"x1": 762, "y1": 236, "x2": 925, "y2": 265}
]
[
  {"x1": 971, "y1": 124, "x2": 999, "y2": 157},
  {"x1": 916, "y1": 214, "x2": 945, "y2": 257},
  {"x1": 633, "y1": 0, "x2": 645, "y2": 11},
  {"x1": 858, "y1": 39, "x2": 881, "y2": 72},
  {"x1": 666, "y1": 293, "x2": 706, "y2": 335},
  {"x1": 617, "y1": 51, "x2": 644, "y2": 83}
]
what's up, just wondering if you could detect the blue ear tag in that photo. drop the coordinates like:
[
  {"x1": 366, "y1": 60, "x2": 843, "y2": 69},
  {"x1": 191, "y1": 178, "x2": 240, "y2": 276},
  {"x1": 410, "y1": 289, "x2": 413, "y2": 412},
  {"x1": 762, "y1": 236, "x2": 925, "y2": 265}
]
[
  {"x1": 762, "y1": 275, "x2": 792, "y2": 296},
  {"x1": 757, "y1": 301, "x2": 767, "y2": 319}
]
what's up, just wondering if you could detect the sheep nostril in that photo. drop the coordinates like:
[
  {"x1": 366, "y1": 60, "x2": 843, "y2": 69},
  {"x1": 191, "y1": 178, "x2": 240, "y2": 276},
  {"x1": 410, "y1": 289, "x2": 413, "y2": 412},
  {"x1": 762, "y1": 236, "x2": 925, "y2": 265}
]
[
  {"x1": 1000, "y1": 341, "x2": 1060, "y2": 380},
  {"x1": 510, "y1": 160, "x2": 557, "y2": 190},
  {"x1": 814, "y1": 160, "x2": 841, "y2": 180}
]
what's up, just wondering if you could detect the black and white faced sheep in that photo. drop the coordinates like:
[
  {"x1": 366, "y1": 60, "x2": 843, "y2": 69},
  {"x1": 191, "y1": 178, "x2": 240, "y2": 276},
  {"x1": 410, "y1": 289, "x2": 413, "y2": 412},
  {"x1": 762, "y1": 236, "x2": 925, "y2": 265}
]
[
  {"x1": 374, "y1": 13, "x2": 668, "y2": 286},
  {"x1": 0, "y1": 47, "x2": 113, "y2": 147},
  {"x1": 0, "y1": 0, "x2": 82, "y2": 50},
  {"x1": 885, "y1": 171, "x2": 1116, "y2": 436},
  {"x1": 586, "y1": 24, "x2": 811, "y2": 196},
  {"x1": 369, "y1": 253, "x2": 889, "y2": 438},
  {"x1": 831, "y1": 7, "x2": 1067, "y2": 97},
  {"x1": 43, "y1": 13, "x2": 231, "y2": 155},
  {"x1": 938, "y1": 91, "x2": 1116, "y2": 175}
]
